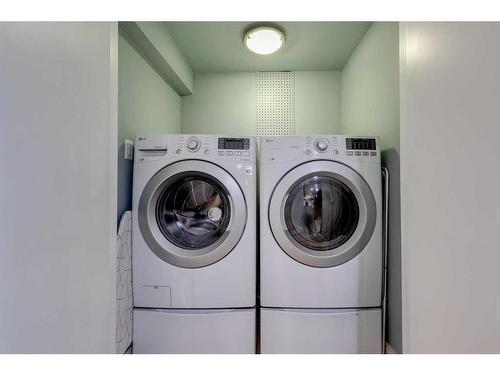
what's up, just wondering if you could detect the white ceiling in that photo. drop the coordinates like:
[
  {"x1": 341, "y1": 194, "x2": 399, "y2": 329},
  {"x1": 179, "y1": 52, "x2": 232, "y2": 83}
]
[{"x1": 165, "y1": 22, "x2": 372, "y2": 73}]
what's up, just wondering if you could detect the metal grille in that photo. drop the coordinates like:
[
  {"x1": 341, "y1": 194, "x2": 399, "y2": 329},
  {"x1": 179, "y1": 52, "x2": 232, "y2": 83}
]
[{"x1": 256, "y1": 72, "x2": 295, "y2": 137}]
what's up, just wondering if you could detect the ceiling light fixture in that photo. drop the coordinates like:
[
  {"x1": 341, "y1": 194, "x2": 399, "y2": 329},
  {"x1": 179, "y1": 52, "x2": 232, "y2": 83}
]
[{"x1": 244, "y1": 26, "x2": 285, "y2": 55}]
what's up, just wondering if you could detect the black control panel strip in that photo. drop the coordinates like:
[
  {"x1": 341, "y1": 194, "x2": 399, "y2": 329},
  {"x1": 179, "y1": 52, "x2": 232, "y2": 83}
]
[
  {"x1": 218, "y1": 137, "x2": 250, "y2": 150},
  {"x1": 346, "y1": 138, "x2": 376, "y2": 150}
]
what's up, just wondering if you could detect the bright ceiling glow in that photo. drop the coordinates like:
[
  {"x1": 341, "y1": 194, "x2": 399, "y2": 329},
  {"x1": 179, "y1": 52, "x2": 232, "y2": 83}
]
[{"x1": 244, "y1": 27, "x2": 285, "y2": 55}]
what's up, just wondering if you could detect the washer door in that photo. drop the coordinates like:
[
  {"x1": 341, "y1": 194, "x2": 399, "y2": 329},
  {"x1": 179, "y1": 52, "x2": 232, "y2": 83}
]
[
  {"x1": 139, "y1": 160, "x2": 247, "y2": 268},
  {"x1": 269, "y1": 160, "x2": 376, "y2": 268}
]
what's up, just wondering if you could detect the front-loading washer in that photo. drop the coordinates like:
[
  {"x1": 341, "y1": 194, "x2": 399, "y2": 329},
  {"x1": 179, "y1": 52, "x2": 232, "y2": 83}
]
[
  {"x1": 259, "y1": 135, "x2": 383, "y2": 353},
  {"x1": 132, "y1": 134, "x2": 256, "y2": 353}
]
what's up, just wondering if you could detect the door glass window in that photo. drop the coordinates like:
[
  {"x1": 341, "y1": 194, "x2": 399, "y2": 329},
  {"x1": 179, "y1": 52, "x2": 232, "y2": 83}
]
[
  {"x1": 156, "y1": 173, "x2": 231, "y2": 249},
  {"x1": 284, "y1": 175, "x2": 359, "y2": 251}
]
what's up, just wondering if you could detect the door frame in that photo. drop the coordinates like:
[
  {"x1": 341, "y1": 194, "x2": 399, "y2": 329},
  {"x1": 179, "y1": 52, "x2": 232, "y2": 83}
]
[
  {"x1": 268, "y1": 160, "x2": 376, "y2": 268},
  {"x1": 138, "y1": 160, "x2": 247, "y2": 268}
]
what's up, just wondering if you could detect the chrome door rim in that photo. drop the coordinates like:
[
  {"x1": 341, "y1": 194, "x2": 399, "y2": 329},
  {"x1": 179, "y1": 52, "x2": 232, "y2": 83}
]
[
  {"x1": 139, "y1": 160, "x2": 247, "y2": 268},
  {"x1": 269, "y1": 160, "x2": 376, "y2": 268}
]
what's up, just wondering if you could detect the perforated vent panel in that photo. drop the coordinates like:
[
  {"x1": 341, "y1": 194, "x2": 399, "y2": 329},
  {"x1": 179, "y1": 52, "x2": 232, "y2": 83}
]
[{"x1": 256, "y1": 72, "x2": 295, "y2": 137}]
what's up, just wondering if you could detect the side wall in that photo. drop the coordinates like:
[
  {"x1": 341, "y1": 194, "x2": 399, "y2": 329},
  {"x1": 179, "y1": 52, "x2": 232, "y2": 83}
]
[
  {"x1": 341, "y1": 22, "x2": 401, "y2": 352},
  {"x1": 181, "y1": 71, "x2": 342, "y2": 135},
  {"x1": 118, "y1": 34, "x2": 182, "y2": 223},
  {"x1": 400, "y1": 22, "x2": 500, "y2": 353},
  {"x1": 0, "y1": 22, "x2": 118, "y2": 353}
]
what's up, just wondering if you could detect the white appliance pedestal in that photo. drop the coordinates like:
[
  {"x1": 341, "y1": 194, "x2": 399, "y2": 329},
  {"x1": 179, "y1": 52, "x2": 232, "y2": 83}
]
[
  {"x1": 133, "y1": 308, "x2": 256, "y2": 354},
  {"x1": 260, "y1": 307, "x2": 382, "y2": 354}
]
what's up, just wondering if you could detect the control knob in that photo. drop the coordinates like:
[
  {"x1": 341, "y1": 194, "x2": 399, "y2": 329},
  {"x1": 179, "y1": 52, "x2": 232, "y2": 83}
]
[
  {"x1": 186, "y1": 137, "x2": 200, "y2": 152},
  {"x1": 314, "y1": 138, "x2": 329, "y2": 152}
]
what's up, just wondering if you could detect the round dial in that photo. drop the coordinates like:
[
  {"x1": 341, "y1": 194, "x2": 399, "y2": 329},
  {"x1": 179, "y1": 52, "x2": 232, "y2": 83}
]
[
  {"x1": 314, "y1": 138, "x2": 329, "y2": 152},
  {"x1": 186, "y1": 137, "x2": 200, "y2": 152}
]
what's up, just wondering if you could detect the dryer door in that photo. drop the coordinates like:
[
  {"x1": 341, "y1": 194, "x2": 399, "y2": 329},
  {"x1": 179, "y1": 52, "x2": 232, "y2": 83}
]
[
  {"x1": 269, "y1": 160, "x2": 376, "y2": 268},
  {"x1": 138, "y1": 160, "x2": 247, "y2": 268}
]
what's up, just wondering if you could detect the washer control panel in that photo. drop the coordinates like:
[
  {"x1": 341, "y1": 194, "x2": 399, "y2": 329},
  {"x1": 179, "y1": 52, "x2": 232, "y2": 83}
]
[
  {"x1": 217, "y1": 150, "x2": 252, "y2": 157},
  {"x1": 135, "y1": 134, "x2": 255, "y2": 163},
  {"x1": 217, "y1": 137, "x2": 252, "y2": 157},
  {"x1": 218, "y1": 137, "x2": 250, "y2": 150}
]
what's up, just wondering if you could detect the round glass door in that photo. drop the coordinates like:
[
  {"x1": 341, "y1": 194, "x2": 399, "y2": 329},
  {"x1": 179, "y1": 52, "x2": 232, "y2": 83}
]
[
  {"x1": 139, "y1": 160, "x2": 247, "y2": 268},
  {"x1": 284, "y1": 175, "x2": 359, "y2": 251},
  {"x1": 156, "y1": 174, "x2": 231, "y2": 250},
  {"x1": 269, "y1": 161, "x2": 376, "y2": 268}
]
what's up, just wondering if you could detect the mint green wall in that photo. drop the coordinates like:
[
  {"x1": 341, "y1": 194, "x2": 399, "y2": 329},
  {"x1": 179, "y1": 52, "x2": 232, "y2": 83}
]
[
  {"x1": 118, "y1": 34, "x2": 181, "y2": 222},
  {"x1": 341, "y1": 22, "x2": 401, "y2": 353},
  {"x1": 119, "y1": 34, "x2": 181, "y2": 142},
  {"x1": 342, "y1": 22, "x2": 399, "y2": 150},
  {"x1": 182, "y1": 73, "x2": 256, "y2": 135},
  {"x1": 135, "y1": 22, "x2": 194, "y2": 94},
  {"x1": 296, "y1": 71, "x2": 341, "y2": 134},
  {"x1": 120, "y1": 22, "x2": 194, "y2": 95},
  {"x1": 181, "y1": 71, "x2": 341, "y2": 135}
]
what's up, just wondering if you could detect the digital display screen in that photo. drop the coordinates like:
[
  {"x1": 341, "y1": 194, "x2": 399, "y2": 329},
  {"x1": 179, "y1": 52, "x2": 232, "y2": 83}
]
[
  {"x1": 346, "y1": 138, "x2": 377, "y2": 150},
  {"x1": 218, "y1": 138, "x2": 250, "y2": 150}
]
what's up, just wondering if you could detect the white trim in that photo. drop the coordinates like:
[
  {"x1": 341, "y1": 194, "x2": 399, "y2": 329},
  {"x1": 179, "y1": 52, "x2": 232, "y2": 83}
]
[
  {"x1": 398, "y1": 21, "x2": 411, "y2": 355},
  {"x1": 107, "y1": 21, "x2": 119, "y2": 354}
]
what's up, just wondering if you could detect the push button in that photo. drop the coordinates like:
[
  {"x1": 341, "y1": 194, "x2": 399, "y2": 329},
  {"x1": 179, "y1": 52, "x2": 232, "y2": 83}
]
[
  {"x1": 346, "y1": 151, "x2": 353, "y2": 156},
  {"x1": 370, "y1": 151, "x2": 377, "y2": 156},
  {"x1": 354, "y1": 151, "x2": 362, "y2": 156},
  {"x1": 226, "y1": 151, "x2": 233, "y2": 156},
  {"x1": 235, "y1": 151, "x2": 242, "y2": 156},
  {"x1": 362, "y1": 151, "x2": 369, "y2": 156},
  {"x1": 217, "y1": 151, "x2": 224, "y2": 156},
  {"x1": 243, "y1": 151, "x2": 250, "y2": 156}
]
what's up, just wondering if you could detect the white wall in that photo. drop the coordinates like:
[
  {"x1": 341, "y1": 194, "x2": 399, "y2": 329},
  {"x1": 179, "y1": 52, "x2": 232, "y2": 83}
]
[
  {"x1": 118, "y1": 34, "x2": 181, "y2": 223},
  {"x1": 181, "y1": 71, "x2": 341, "y2": 135},
  {"x1": 341, "y1": 22, "x2": 401, "y2": 352},
  {"x1": 0, "y1": 22, "x2": 118, "y2": 353},
  {"x1": 400, "y1": 22, "x2": 500, "y2": 353}
]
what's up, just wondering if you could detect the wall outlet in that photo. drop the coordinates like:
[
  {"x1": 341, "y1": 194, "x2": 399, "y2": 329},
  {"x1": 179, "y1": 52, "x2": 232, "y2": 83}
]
[{"x1": 124, "y1": 139, "x2": 134, "y2": 161}]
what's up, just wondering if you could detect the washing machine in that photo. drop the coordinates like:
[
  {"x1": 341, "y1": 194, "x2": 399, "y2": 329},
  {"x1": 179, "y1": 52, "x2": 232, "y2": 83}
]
[
  {"x1": 259, "y1": 135, "x2": 383, "y2": 353},
  {"x1": 132, "y1": 134, "x2": 256, "y2": 353}
]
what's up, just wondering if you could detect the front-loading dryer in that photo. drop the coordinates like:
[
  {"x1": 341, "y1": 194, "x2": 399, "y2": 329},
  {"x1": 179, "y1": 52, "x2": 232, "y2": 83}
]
[{"x1": 259, "y1": 135, "x2": 383, "y2": 353}]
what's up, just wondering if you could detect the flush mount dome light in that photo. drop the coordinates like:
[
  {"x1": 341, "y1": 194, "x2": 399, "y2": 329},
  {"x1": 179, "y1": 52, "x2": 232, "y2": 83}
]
[{"x1": 244, "y1": 26, "x2": 285, "y2": 55}]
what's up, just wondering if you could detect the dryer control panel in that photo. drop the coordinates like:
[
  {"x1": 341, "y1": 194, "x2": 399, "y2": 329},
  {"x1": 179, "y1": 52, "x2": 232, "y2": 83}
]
[{"x1": 260, "y1": 135, "x2": 380, "y2": 164}]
